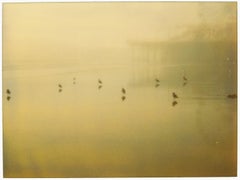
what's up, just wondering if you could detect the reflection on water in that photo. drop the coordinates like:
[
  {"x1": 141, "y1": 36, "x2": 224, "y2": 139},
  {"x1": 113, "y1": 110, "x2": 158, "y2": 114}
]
[
  {"x1": 2, "y1": 1, "x2": 237, "y2": 176},
  {"x1": 3, "y1": 40, "x2": 237, "y2": 177},
  {"x1": 3, "y1": 66, "x2": 237, "y2": 177}
]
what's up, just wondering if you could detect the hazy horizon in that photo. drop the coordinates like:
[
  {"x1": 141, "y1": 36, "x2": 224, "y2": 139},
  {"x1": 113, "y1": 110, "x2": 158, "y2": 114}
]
[{"x1": 2, "y1": 2, "x2": 237, "y2": 177}]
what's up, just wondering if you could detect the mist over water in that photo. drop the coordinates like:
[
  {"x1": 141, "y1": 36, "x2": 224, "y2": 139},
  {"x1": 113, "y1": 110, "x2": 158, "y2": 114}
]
[
  {"x1": 2, "y1": 2, "x2": 237, "y2": 177},
  {"x1": 3, "y1": 42, "x2": 237, "y2": 177}
]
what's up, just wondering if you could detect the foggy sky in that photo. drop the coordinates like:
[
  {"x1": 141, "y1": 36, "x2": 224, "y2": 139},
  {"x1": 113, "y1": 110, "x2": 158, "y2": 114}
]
[{"x1": 3, "y1": 2, "x2": 237, "y2": 69}]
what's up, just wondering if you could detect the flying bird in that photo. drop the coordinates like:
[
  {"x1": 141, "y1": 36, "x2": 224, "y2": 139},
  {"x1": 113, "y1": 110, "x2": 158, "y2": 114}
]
[
  {"x1": 98, "y1": 79, "x2": 102, "y2": 84},
  {"x1": 122, "y1": 88, "x2": 126, "y2": 94},
  {"x1": 59, "y1": 89, "x2": 62, "y2": 93},
  {"x1": 172, "y1": 92, "x2": 178, "y2": 99},
  {"x1": 58, "y1": 84, "x2": 62, "y2": 88},
  {"x1": 183, "y1": 76, "x2": 187, "y2": 81},
  {"x1": 155, "y1": 84, "x2": 160, "y2": 88},
  {"x1": 172, "y1": 101, "x2": 178, "y2": 106},
  {"x1": 98, "y1": 85, "x2": 102, "y2": 89},
  {"x1": 155, "y1": 78, "x2": 160, "y2": 83},
  {"x1": 183, "y1": 82, "x2": 187, "y2": 86},
  {"x1": 6, "y1": 89, "x2": 11, "y2": 94},
  {"x1": 121, "y1": 96, "x2": 126, "y2": 101}
]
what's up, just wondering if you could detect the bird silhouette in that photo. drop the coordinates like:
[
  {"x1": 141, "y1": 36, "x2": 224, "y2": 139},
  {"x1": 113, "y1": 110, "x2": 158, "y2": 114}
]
[
  {"x1": 59, "y1": 89, "x2": 62, "y2": 93},
  {"x1": 98, "y1": 79, "x2": 102, "y2": 84},
  {"x1": 98, "y1": 85, "x2": 102, "y2": 89},
  {"x1": 6, "y1": 89, "x2": 11, "y2": 94},
  {"x1": 172, "y1": 101, "x2": 178, "y2": 106},
  {"x1": 183, "y1": 82, "x2": 187, "y2": 86},
  {"x1": 122, "y1": 88, "x2": 126, "y2": 94},
  {"x1": 172, "y1": 92, "x2": 178, "y2": 99},
  {"x1": 155, "y1": 84, "x2": 160, "y2": 88},
  {"x1": 121, "y1": 96, "x2": 126, "y2": 101},
  {"x1": 227, "y1": 94, "x2": 237, "y2": 99},
  {"x1": 155, "y1": 78, "x2": 160, "y2": 83},
  {"x1": 183, "y1": 76, "x2": 187, "y2": 81},
  {"x1": 7, "y1": 96, "x2": 11, "y2": 101},
  {"x1": 73, "y1": 77, "x2": 76, "y2": 84},
  {"x1": 58, "y1": 84, "x2": 62, "y2": 88}
]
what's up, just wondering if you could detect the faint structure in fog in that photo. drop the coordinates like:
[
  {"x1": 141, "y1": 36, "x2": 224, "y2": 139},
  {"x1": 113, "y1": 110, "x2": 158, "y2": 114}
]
[{"x1": 130, "y1": 42, "x2": 163, "y2": 85}]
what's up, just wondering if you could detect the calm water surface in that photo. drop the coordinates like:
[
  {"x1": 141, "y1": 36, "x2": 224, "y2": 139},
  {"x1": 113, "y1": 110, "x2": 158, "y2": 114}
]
[{"x1": 3, "y1": 68, "x2": 236, "y2": 177}]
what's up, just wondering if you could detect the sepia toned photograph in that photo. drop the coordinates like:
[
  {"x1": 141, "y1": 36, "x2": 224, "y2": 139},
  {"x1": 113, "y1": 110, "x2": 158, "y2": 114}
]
[{"x1": 2, "y1": 1, "x2": 237, "y2": 177}]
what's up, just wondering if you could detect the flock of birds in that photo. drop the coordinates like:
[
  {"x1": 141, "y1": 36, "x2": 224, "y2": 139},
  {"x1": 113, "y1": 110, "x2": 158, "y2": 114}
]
[
  {"x1": 4, "y1": 75, "x2": 187, "y2": 107},
  {"x1": 171, "y1": 75, "x2": 188, "y2": 106},
  {"x1": 154, "y1": 75, "x2": 188, "y2": 106},
  {"x1": 57, "y1": 77, "x2": 128, "y2": 102},
  {"x1": 5, "y1": 74, "x2": 237, "y2": 106}
]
